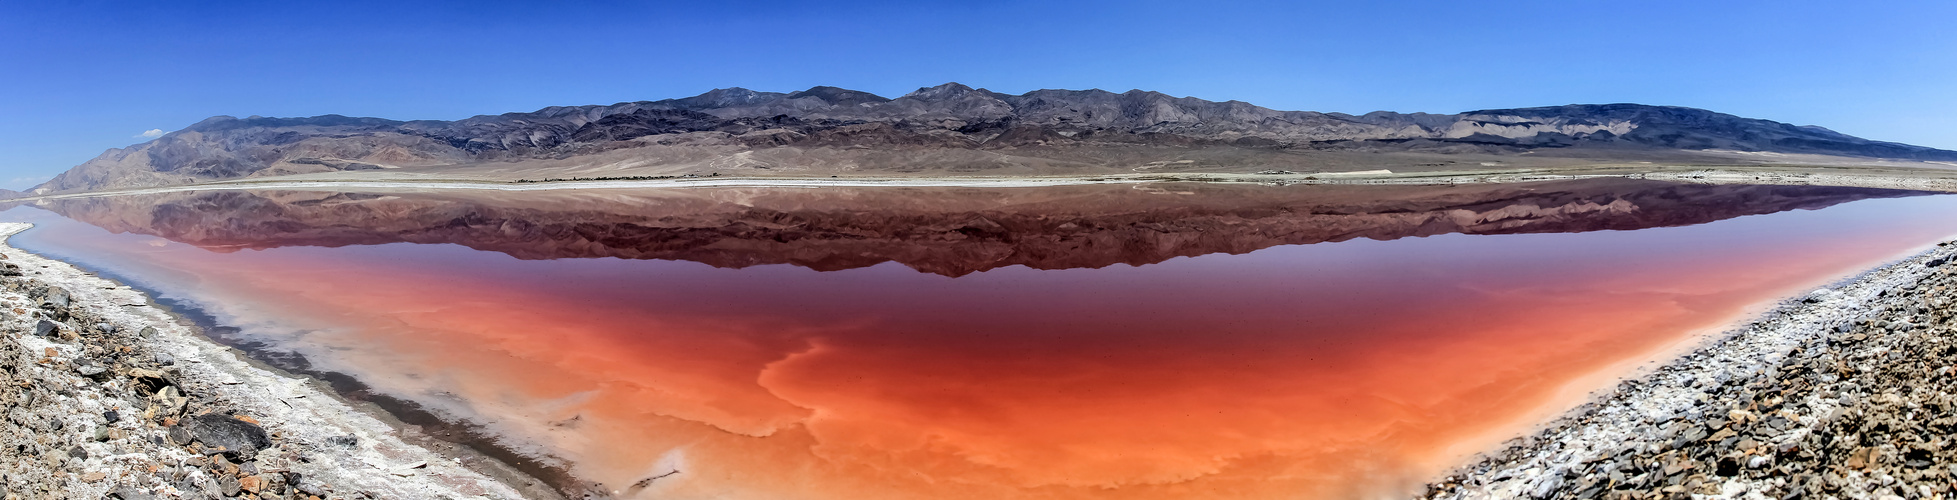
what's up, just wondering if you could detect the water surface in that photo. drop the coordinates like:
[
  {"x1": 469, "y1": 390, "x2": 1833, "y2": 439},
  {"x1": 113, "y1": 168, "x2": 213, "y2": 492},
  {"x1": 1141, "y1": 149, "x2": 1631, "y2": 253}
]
[{"x1": 5, "y1": 180, "x2": 1955, "y2": 499}]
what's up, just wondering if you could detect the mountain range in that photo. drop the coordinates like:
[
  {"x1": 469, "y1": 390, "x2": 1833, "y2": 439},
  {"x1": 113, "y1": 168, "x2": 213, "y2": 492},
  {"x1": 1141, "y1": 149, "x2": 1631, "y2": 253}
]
[
  {"x1": 29, "y1": 179, "x2": 1927, "y2": 276},
  {"x1": 33, "y1": 83, "x2": 1957, "y2": 194}
]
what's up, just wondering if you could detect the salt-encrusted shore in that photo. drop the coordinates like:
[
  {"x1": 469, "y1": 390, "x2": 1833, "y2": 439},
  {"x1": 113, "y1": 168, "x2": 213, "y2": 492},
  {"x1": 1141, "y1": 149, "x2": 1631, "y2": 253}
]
[
  {"x1": 0, "y1": 222, "x2": 553, "y2": 499},
  {"x1": 1423, "y1": 239, "x2": 1957, "y2": 499}
]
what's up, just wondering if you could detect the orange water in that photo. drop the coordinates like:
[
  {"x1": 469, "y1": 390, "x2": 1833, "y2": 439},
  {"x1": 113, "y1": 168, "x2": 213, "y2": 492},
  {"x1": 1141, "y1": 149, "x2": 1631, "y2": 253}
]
[{"x1": 7, "y1": 192, "x2": 1957, "y2": 499}]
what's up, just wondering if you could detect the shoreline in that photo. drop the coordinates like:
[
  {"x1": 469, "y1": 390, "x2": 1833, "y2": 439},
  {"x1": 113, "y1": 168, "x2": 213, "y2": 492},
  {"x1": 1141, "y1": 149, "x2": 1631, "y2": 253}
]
[
  {"x1": 131, "y1": 284, "x2": 597, "y2": 499},
  {"x1": 9, "y1": 164, "x2": 1957, "y2": 201},
  {"x1": 1422, "y1": 237, "x2": 1957, "y2": 499},
  {"x1": 0, "y1": 222, "x2": 555, "y2": 499}
]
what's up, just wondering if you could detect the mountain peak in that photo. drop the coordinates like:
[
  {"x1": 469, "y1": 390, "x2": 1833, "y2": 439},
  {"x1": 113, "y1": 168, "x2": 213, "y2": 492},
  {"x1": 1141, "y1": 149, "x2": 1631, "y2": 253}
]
[
  {"x1": 787, "y1": 86, "x2": 891, "y2": 106},
  {"x1": 674, "y1": 87, "x2": 784, "y2": 108},
  {"x1": 902, "y1": 82, "x2": 985, "y2": 101},
  {"x1": 184, "y1": 115, "x2": 240, "y2": 131}
]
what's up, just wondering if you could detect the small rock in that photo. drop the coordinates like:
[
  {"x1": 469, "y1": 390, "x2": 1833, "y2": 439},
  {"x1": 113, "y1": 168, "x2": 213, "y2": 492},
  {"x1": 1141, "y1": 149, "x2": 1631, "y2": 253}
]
[
  {"x1": 150, "y1": 386, "x2": 189, "y2": 418},
  {"x1": 293, "y1": 472, "x2": 326, "y2": 496},
  {"x1": 167, "y1": 425, "x2": 193, "y2": 445},
  {"x1": 154, "y1": 352, "x2": 175, "y2": 366},
  {"x1": 240, "y1": 474, "x2": 266, "y2": 493},
  {"x1": 324, "y1": 435, "x2": 358, "y2": 448},
  {"x1": 1805, "y1": 289, "x2": 1834, "y2": 303},
  {"x1": 41, "y1": 286, "x2": 71, "y2": 310},
  {"x1": 95, "y1": 323, "x2": 118, "y2": 334},
  {"x1": 139, "y1": 325, "x2": 157, "y2": 338},
  {"x1": 219, "y1": 475, "x2": 241, "y2": 497},
  {"x1": 1747, "y1": 455, "x2": 1771, "y2": 469},
  {"x1": 187, "y1": 413, "x2": 272, "y2": 459},
  {"x1": 1530, "y1": 473, "x2": 1563, "y2": 499},
  {"x1": 75, "y1": 360, "x2": 107, "y2": 377},
  {"x1": 32, "y1": 319, "x2": 56, "y2": 336},
  {"x1": 297, "y1": 483, "x2": 327, "y2": 496},
  {"x1": 93, "y1": 425, "x2": 110, "y2": 442},
  {"x1": 109, "y1": 488, "x2": 157, "y2": 500},
  {"x1": 201, "y1": 476, "x2": 224, "y2": 497},
  {"x1": 104, "y1": 409, "x2": 119, "y2": 423},
  {"x1": 67, "y1": 445, "x2": 88, "y2": 460}
]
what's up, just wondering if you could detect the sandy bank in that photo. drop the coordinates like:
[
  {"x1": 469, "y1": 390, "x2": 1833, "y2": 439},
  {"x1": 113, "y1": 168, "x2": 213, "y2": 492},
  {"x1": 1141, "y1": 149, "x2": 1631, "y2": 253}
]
[
  {"x1": 1424, "y1": 239, "x2": 1957, "y2": 499},
  {"x1": 0, "y1": 222, "x2": 552, "y2": 499}
]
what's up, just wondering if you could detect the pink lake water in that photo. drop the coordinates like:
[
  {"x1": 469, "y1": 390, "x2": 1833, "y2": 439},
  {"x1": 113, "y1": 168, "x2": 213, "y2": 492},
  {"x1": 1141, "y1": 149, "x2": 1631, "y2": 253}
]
[{"x1": 4, "y1": 181, "x2": 1955, "y2": 499}]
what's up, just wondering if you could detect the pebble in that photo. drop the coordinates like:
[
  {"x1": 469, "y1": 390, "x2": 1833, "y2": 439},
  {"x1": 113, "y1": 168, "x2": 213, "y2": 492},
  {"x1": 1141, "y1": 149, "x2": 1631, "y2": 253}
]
[{"x1": 74, "y1": 360, "x2": 107, "y2": 377}]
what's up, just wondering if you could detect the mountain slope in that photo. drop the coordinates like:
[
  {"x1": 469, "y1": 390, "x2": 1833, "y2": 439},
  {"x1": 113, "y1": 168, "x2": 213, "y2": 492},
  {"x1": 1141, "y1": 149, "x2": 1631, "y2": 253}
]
[{"x1": 35, "y1": 84, "x2": 1957, "y2": 194}]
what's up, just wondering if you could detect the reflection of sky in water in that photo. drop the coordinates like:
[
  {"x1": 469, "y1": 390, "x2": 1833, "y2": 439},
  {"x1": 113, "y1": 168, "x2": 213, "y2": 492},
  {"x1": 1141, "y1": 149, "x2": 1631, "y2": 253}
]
[{"x1": 5, "y1": 192, "x2": 1957, "y2": 500}]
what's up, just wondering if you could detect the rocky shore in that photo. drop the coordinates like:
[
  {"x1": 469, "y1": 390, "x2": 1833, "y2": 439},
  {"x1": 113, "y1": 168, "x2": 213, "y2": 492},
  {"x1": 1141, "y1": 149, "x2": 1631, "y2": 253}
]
[
  {"x1": 1424, "y1": 239, "x2": 1957, "y2": 499},
  {"x1": 0, "y1": 223, "x2": 544, "y2": 499}
]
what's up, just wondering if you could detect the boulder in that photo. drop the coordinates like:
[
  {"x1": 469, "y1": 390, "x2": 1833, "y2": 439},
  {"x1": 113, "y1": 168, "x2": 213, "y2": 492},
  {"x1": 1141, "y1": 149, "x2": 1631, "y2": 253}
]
[{"x1": 187, "y1": 413, "x2": 272, "y2": 459}]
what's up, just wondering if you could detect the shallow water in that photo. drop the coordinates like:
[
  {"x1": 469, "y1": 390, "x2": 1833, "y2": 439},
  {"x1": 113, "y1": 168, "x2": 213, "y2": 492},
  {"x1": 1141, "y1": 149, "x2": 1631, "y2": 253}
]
[{"x1": 6, "y1": 180, "x2": 1957, "y2": 499}]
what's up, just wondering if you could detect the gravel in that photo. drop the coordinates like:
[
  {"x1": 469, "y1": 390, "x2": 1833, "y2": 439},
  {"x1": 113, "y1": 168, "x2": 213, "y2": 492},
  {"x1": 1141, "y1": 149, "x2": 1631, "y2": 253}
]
[
  {"x1": 0, "y1": 222, "x2": 537, "y2": 499},
  {"x1": 1425, "y1": 239, "x2": 1957, "y2": 499}
]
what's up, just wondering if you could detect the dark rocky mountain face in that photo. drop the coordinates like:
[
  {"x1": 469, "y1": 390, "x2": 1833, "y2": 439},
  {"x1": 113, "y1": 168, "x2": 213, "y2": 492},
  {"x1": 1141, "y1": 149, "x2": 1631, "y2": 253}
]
[
  {"x1": 36, "y1": 84, "x2": 1957, "y2": 193},
  {"x1": 30, "y1": 179, "x2": 1930, "y2": 276}
]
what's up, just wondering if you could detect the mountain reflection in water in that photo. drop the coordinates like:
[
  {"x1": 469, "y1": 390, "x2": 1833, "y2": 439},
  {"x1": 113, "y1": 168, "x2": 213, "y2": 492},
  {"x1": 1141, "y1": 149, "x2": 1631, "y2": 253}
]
[
  {"x1": 30, "y1": 179, "x2": 1931, "y2": 275},
  {"x1": 7, "y1": 180, "x2": 1955, "y2": 500}
]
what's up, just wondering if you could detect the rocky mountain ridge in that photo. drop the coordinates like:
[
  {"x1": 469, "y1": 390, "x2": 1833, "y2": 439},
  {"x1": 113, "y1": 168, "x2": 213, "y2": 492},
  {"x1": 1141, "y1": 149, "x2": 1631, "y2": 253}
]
[
  {"x1": 36, "y1": 84, "x2": 1957, "y2": 193},
  {"x1": 29, "y1": 180, "x2": 1930, "y2": 276}
]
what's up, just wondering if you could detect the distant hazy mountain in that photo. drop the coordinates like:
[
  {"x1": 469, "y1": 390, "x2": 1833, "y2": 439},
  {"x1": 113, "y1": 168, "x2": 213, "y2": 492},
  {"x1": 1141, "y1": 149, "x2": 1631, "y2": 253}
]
[{"x1": 35, "y1": 83, "x2": 1957, "y2": 193}]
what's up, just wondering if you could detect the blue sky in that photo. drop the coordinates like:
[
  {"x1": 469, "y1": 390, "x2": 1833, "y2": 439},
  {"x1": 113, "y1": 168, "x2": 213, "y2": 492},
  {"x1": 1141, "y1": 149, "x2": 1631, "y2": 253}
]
[{"x1": 2, "y1": 0, "x2": 1954, "y2": 189}]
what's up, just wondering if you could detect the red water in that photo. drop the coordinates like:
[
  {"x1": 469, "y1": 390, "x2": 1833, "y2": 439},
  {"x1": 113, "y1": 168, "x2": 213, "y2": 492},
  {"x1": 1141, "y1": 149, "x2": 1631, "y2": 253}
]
[{"x1": 7, "y1": 192, "x2": 1957, "y2": 499}]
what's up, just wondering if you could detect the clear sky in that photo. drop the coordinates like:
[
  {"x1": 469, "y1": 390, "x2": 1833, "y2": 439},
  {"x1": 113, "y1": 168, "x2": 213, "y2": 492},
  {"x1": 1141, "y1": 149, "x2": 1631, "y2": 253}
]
[{"x1": 3, "y1": 0, "x2": 1954, "y2": 189}]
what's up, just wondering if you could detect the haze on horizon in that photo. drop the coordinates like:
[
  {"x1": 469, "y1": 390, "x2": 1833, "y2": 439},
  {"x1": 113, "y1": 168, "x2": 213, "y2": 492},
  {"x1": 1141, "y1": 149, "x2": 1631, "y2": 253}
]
[{"x1": 1, "y1": 0, "x2": 1953, "y2": 190}]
